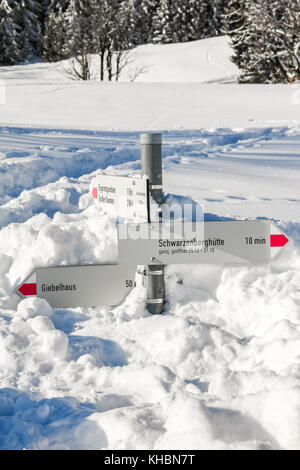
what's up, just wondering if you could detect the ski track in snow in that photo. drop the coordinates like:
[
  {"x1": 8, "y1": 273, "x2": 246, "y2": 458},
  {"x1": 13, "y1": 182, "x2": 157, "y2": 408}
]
[{"x1": 0, "y1": 126, "x2": 300, "y2": 450}]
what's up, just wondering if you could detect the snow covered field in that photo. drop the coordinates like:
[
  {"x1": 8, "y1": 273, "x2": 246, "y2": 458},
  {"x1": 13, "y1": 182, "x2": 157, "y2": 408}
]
[
  {"x1": 0, "y1": 37, "x2": 300, "y2": 450},
  {"x1": 0, "y1": 37, "x2": 300, "y2": 131}
]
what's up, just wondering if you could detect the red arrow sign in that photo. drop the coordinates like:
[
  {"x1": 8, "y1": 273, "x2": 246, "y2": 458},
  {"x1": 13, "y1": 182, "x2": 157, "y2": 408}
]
[
  {"x1": 270, "y1": 234, "x2": 289, "y2": 247},
  {"x1": 92, "y1": 187, "x2": 98, "y2": 199},
  {"x1": 18, "y1": 283, "x2": 37, "y2": 296}
]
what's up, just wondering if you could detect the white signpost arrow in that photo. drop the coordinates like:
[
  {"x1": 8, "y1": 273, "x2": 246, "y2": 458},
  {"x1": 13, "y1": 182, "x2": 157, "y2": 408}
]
[
  {"x1": 17, "y1": 264, "x2": 137, "y2": 308},
  {"x1": 118, "y1": 220, "x2": 289, "y2": 266}
]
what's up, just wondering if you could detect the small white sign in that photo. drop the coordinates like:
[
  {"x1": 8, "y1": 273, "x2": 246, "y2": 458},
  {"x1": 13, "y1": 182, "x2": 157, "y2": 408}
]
[{"x1": 92, "y1": 175, "x2": 149, "y2": 222}]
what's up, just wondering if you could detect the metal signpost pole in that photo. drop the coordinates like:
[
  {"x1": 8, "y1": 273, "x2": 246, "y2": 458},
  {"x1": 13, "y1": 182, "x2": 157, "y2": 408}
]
[{"x1": 140, "y1": 133, "x2": 165, "y2": 315}]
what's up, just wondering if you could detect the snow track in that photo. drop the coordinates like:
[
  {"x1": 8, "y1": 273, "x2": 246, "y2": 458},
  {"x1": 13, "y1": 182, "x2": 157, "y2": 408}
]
[{"x1": 0, "y1": 126, "x2": 300, "y2": 449}]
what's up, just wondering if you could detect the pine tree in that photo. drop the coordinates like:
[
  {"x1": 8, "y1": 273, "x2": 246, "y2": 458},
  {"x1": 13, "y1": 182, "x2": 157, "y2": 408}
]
[
  {"x1": 152, "y1": 0, "x2": 175, "y2": 44},
  {"x1": 210, "y1": 0, "x2": 226, "y2": 36},
  {"x1": 69, "y1": 0, "x2": 94, "y2": 79},
  {"x1": 133, "y1": 0, "x2": 160, "y2": 44},
  {"x1": 59, "y1": 0, "x2": 77, "y2": 59},
  {"x1": 186, "y1": 0, "x2": 212, "y2": 41},
  {"x1": 89, "y1": 0, "x2": 134, "y2": 81},
  {"x1": 0, "y1": 0, "x2": 21, "y2": 65},
  {"x1": 239, "y1": 0, "x2": 276, "y2": 83},
  {"x1": 267, "y1": 0, "x2": 300, "y2": 82},
  {"x1": 39, "y1": 0, "x2": 66, "y2": 33},
  {"x1": 223, "y1": 0, "x2": 249, "y2": 70},
  {"x1": 112, "y1": 0, "x2": 135, "y2": 80},
  {"x1": 173, "y1": 0, "x2": 190, "y2": 43},
  {"x1": 32, "y1": 0, "x2": 49, "y2": 23},
  {"x1": 91, "y1": 0, "x2": 115, "y2": 80},
  {"x1": 42, "y1": 3, "x2": 67, "y2": 61},
  {"x1": 13, "y1": 0, "x2": 42, "y2": 61},
  {"x1": 152, "y1": 0, "x2": 216, "y2": 45},
  {"x1": 228, "y1": 0, "x2": 300, "y2": 84}
]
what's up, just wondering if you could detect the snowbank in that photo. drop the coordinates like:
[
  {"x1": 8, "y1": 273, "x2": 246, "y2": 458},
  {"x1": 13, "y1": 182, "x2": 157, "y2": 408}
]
[{"x1": 0, "y1": 126, "x2": 299, "y2": 449}]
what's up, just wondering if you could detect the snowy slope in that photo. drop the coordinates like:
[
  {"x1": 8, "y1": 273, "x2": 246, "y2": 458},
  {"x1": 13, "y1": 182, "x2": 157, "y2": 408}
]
[
  {"x1": 0, "y1": 36, "x2": 237, "y2": 85},
  {"x1": 0, "y1": 127, "x2": 300, "y2": 450},
  {"x1": 0, "y1": 36, "x2": 299, "y2": 130},
  {"x1": 0, "y1": 38, "x2": 300, "y2": 450},
  {"x1": 120, "y1": 36, "x2": 238, "y2": 83}
]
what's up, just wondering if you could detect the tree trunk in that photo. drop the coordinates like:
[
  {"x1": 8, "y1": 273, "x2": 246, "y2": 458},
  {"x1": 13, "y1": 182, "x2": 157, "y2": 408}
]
[
  {"x1": 100, "y1": 51, "x2": 105, "y2": 81},
  {"x1": 106, "y1": 49, "x2": 113, "y2": 81}
]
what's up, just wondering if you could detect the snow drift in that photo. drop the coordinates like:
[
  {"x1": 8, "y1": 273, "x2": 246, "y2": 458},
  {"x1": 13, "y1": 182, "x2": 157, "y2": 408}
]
[
  {"x1": 0, "y1": 127, "x2": 299, "y2": 450},
  {"x1": 0, "y1": 36, "x2": 299, "y2": 131}
]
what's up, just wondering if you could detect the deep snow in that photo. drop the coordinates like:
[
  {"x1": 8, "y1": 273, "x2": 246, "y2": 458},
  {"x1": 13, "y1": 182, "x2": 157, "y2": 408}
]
[
  {"x1": 0, "y1": 126, "x2": 300, "y2": 450},
  {"x1": 0, "y1": 37, "x2": 300, "y2": 450}
]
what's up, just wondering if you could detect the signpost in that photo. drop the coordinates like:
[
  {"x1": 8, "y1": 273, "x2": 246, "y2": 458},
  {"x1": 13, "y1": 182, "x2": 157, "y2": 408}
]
[
  {"x1": 92, "y1": 174, "x2": 150, "y2": 223},
  {"x1": 141, "y1": 133, "x2": 165, "y2": 315},
  {"x1": 16, "y1": 133, "x2": 291, "y2": 313},
  {"x1": 118, "y1": 220, "x2": 289, "y2": 266},
  {"x1": 17, "y1": 264, "x2": 137, "y2": 308}
]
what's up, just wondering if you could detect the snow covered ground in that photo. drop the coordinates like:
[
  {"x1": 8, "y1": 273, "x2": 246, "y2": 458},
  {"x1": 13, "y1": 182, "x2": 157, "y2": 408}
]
[
  {"x1": 0, "y1": 36, "x2": 299, "y2": 131},
  {"x1": 0, "y1": 37, "x2": 300, "y2": 450}
]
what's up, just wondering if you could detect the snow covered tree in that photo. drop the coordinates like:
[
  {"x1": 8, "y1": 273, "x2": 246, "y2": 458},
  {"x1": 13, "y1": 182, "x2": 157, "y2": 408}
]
[
  {"x1": 266, "y1": 0, "x2": 300, "y2": 82},
  {"x1": 0, "y1": 0, "x2": 21, "y2": 64},
  {"x1": 185, "y1": 0, "x2": 212, "y2": 42},
  {"x1": 152, "y1": 0, "x2": 176, "y2": 44},
  {"x1": 112, "y1": 0, "x2": 135, "y2": 80},
  {"x1": 90, "y1": 0, "x2": 116, "y2": 80},
  {"x1": 61, "y1": 0, "x2": 78, "y2": 58},
  {"x1": 223, "y1": 0, "x2": 250, "y2": 70},
  {"x1": 210, "y1": 0, "x2": 226, "y2": 36},
  {"x1": 41, "y1": 0, "x2": 69, "y2": 16},
  {"x1": 42, "y1": 3, "x2": 67, "y2": 61},
  {"x1": 173, "y1": 1, "x2": 192, "y2": 43},
  {"x1": 39, "y1": 0, "x2": 70, "y2": 58},
  {"x1": 238, "y1": 0, "x2": 278, "y2": 83},
  {"x1": 227, "y1": 0, "x2": 300, "y2": 83},
  {"x1": 32, "y1": 0, "x2": 50, "y2": 24},
  {"x1": 90, "y1": 0, "x2": 134, "y2": 81},
  {"x1": 13, "y1": 0, "x2": 42, "y2": 61},
  {"x1": 133, "y1": 0, "x2": 160, "y2": 44},
  {"x1": 66, "y1": 0, "x2": 94, "y2": 80},
  {"x1": 152, "y1": 0, "x2": 214, "y2": 44},
  {"x1": 135, "y1": 0, "x2": 225, "y2": 44}
]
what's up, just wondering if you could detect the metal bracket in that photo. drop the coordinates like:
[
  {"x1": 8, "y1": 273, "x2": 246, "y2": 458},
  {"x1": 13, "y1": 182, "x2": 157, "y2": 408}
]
[
  {"x1": 146, "y1": 298, "x2": 165, "y2": 305},
  {"x1": 147, "y1": 269, "x2": 164, "y2": 276}
]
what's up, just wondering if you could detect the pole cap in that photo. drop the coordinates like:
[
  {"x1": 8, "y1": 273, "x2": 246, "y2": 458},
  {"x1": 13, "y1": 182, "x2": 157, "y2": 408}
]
[{"x1": 140, "y1": 133, "x2": 162, "y2": 145}]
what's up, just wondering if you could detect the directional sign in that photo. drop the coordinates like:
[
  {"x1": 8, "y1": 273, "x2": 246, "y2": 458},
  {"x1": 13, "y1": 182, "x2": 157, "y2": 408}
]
[
  {"x1": 118, "y1": 220, "x2": 289, "y2": 266},
  {"x1": 16, "y1": 134, "x2": 292, "y2": 315},
  {"x1": 17, "y1": 264, "x2": 137, "y2": 308},
  {"x1": 92, "y1": 175, "x2": 150, "y2": 223},
  {"x1": 16, "y1": 221, "x2": 289, "y2": 308}
]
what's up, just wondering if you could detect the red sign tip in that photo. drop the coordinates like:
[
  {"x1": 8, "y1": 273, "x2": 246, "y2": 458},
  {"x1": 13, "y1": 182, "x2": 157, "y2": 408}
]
[
  {"x1": 18, "y1": 283, "x2": 37, "y2": 296},
  {"x1": 270, "y1": 234, "x2": 289, "y2": 248}
]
